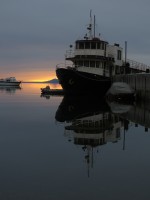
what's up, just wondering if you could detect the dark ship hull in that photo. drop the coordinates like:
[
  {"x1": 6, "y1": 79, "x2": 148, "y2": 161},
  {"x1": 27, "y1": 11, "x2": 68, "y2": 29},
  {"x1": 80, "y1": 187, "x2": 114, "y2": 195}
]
[{"x1": 56, "y1": 68, "x2": 111, "y2": 96}]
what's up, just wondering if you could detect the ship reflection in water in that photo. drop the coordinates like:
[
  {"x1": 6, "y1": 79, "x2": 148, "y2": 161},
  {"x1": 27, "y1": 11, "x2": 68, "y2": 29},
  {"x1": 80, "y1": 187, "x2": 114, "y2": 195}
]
[
  {"x1": 55, "y1": 96, "x2": 133, "y2": 176},
  {"x1": 55, "y1": 95, "x2": 150, "y2": 176},
  {"x1": 0, "y1": 85, "x2": 21, "y2": 94},
  {"x1": 109, "y1": 100, "x2": 150, "y2": 132}
]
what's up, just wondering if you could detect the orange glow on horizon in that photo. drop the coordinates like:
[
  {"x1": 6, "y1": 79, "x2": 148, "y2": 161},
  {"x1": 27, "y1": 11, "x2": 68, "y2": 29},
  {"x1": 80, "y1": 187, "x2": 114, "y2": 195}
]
[
  {"x1": 2, "y1": 70, "x2": 57, "y2": 82},
  {"x1": 23, "y1": 69, "x2": 57, "y2": 82},
  {"x1": 0, "y1": 61, "x2": 59, "y2": 82},
  {"x1": 28, "y1": 78, "x2": 53, "y2": 82}
]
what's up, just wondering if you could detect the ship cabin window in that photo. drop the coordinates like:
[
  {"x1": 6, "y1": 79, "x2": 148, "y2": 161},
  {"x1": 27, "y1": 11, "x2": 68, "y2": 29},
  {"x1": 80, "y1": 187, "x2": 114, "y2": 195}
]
[
  {"x1": 84, "y1": 61, "x2": 90, "y2": 67},
  {"x1": 76, "y1": 41, "x2": 107, "y2": 50},
  {"x1": 77, "y1": 61, "x2": 83, "y2": 67},
  {"x1": 78, "y1": 42, "x2": 84, "y2": 49},
  {"x1": 97, "y1": 42, "x2": 101, "y2": 49},
  {"x1": 76, "y1": 42, "x2": 79, "y2": 49},
  {"x1": 91, "y1": 42, "x2": 96, "y2": 49},
  {"x1": 101, "y1": 42, "x2": 104, "y2": 50},
  {"x1": 96, "y1": 61, "x2": 100, "y2": 68},
  {"x1": 117, "y1": 50, "x2": 122, "y2": 60},
  {"x1": 90, "y1": 61, "x2": 95, "y2": 67},
  {"x1": 85, "y1": 42, "x2": 90, "y2": 49}
]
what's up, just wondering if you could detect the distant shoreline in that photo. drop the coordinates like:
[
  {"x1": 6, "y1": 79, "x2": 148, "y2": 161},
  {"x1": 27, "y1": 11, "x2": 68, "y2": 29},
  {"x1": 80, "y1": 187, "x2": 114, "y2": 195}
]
[
  {"x1": 22, "y1": 82, "x2": 59, "y2": 84},
  {"x1": 22, "y1": 82, "x2": 49, "y2": 83},
  {"x1": 22, "y1": 79, "x2": 59, "y2": 84}
]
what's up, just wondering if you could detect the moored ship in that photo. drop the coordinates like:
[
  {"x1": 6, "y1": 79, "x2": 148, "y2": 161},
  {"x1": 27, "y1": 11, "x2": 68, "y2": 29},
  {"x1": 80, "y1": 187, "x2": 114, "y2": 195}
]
[
  {"x1": 56, "y1": 12, "x2": 150, "y2": 96},
  {"x1": 56, "y1": 12, "x2": 127, "y2": 95},
  {"x1": 0, "y1": 77, "x2": 21, "y2": 86}
]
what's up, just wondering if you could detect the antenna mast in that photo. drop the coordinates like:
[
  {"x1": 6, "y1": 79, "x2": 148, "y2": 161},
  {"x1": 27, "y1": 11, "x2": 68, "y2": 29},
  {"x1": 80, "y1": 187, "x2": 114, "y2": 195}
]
[
  {"x1": 94, "y1": 15, "x2": 96, "y2": 38},
  {"x1": 125, "y1": 41, "x2": 127, "y2": 65},
  {"x1": 87, "y1": 10, "x2": 93, "y2": 39}
]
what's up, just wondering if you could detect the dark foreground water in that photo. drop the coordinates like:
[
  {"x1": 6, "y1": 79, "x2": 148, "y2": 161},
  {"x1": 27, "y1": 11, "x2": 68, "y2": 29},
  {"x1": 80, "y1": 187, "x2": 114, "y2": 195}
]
[{"x1": 0, "y1": 83, "x2": 150, "y2": 200}]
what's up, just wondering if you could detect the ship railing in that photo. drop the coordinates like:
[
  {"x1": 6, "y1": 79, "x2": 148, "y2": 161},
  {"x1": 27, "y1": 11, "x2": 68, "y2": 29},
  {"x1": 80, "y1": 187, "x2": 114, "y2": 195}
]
[
  {"x1": 56, "y1": 63, "x2": 92, "y2": 71},
  {"x1": 56, "y1": 63, "x2": 76, "y2": 70},
  {"x1": 65, "y1": 49, "x2": 107, "y2": 58},
  {"x1": 126, "y1": 59, "x2": 150, "y2": 72},
  {"x1": 65, "y1": 49, "x2": 74, "y2": 58}
]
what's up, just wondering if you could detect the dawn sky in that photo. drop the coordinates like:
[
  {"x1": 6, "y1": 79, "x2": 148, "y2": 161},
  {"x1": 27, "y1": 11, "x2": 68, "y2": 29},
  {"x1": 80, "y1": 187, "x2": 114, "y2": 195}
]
[{"x1": 0, "y1": 0, "x2": 150, "y2": 81}]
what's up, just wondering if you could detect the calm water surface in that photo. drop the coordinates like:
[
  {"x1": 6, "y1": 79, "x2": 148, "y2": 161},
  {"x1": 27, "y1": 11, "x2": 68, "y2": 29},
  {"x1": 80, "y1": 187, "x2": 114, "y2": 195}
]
[{"x1": 0, "y1": 83, "x2": 150, "y2": 200}]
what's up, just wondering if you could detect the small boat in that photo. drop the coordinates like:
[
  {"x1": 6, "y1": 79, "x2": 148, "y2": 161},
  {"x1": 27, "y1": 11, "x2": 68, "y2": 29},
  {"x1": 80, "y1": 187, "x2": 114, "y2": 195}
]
[
  {"x1": 0, "y1": 77, "x2": 21, "y2": 86},
  {"x1": 41, "y1": 85, "x2": 64, "y2": 95},
  {"x1": 41, "y1": 85, "x2": 51, "y2": 93},
  {"x1": 106, "y1": 82, "x2": 135, "y2": 103}
]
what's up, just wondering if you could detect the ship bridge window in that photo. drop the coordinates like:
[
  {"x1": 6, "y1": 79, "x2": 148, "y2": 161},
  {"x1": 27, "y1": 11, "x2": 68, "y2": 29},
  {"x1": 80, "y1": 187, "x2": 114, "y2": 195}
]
[
  {"x1": 91, "y1": 42, "x2": 96, "y2": 49},
  {"x1": 97, "y1": 42, "x2": 101, "y2": 49},
  {"x1": 102, "y1": 42, "x2": 104, "y2": 50},
  {"x1": 79, "y1": 42, "x2": 84, "y2": 49},
  {"x1": 85, "y1": 42, "x2": 90, "y2": 49},
  {"x1": 76, "y1": 42, "x2": 79, "y2": 49}
]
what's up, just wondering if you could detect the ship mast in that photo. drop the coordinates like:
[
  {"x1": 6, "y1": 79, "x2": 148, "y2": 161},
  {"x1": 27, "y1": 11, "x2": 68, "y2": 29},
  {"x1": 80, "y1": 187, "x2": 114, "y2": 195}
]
[
  {"x1": 94, "y1": 15, "x2": 96, "y2": 38},
  {"x1": 87, "y1": 11, "x2": 97, "y2": 39},
  {"x1": 87, "y1": 10, "x2": 93, "y2": 39}
]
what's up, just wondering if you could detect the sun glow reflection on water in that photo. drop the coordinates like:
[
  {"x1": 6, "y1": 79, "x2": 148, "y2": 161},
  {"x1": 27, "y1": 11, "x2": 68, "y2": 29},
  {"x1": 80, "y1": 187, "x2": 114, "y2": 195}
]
[
  {"x1": 0, "y1": 83, "x2": 62, "y2": 106},
  {"x1": 22, "y1": 83, "x2": 62, "y2": 93}
]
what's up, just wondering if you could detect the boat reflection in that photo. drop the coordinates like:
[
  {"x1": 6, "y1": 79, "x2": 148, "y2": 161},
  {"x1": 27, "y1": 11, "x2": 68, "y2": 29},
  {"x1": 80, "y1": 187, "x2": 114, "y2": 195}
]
[
  {"x1": 55, "y1": 95, "x2": 110, "y2": 122},
  {"x1": 55, "y1": 95, "x2": 150, "y2": 176},
  {"x1": 109, "y1": 100, "x2": 150, "y2": 131},
  {"x1": 40, "y1": 94, "x2": 51, "y2": 99},
  {"x1": 0, "y1": 85, "x2": 21, "y2": 94},
  {"x1": 55, "y1": 96, "x2": 129, "y2": 176}
]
